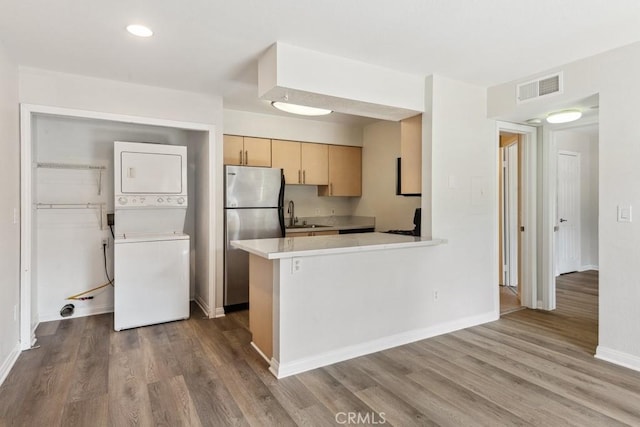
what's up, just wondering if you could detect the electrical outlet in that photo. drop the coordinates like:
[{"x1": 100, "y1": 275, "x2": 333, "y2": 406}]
[
  {"x1": 331, "y1": 208, "x2": 335, "y2": 215},
  {"x1": 291, "y1": 258, "x2": 302, "y2": 274},
  {"x1": 315, "y1": 208, "x2": 321, "y2": 215},
  {"x1": 102, "y1": 238, "x2": 109, "y2": 248},
  {"x1": 433, "y1": 290, "x2": 439, "y2": 301}
]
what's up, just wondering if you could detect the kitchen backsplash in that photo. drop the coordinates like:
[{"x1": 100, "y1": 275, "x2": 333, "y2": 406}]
[{"x1": 284, "y1": 185, "x2": 356, "y2": 218}]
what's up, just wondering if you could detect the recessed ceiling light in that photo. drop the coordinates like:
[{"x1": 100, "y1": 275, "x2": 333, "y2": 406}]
[
  {"x1": 126, "y1": 24, "x2": 153, "y2": 38},
  {"x1": 271, "y1": 101, "x2": 332, "y2": 116},
  {"x1": 546, "y1": 109, "x2": 582, "y2": 124}
]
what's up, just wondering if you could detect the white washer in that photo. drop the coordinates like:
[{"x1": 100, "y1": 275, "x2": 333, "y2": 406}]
[
  {"x1": 114, "y1": 234, "x2": 189, "y2": 331},
  {"x1": 113, "y1": 141, "x2": 190, "y2": 331}
]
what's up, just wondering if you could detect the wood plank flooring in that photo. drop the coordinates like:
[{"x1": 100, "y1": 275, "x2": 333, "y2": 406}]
[{"x1": 3, "y1": 270, "x2": 640, "y2": 426}]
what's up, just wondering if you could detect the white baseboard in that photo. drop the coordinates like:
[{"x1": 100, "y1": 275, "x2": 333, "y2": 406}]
[
  {"x1": 271, "y1": 311, "x2": 498, "y2": 379},
  {"x1": 0, "y1": 342, "x2": 21, "y2": 386},
  {"x1": 579, "y1": 265, "x2": 599, "y2": 272},
  {"x1": 193, "y1": 295, "x2": 210, "y2": 317},
  {"x1": 38, "y1": 304, "x2": 113, "y2": 323},
  {"x1": 595, "y1": 346, "x2": 640, "y2": 373},
  {"x1": 214, "y1": 307, "x2": 226, "y2": 318}
]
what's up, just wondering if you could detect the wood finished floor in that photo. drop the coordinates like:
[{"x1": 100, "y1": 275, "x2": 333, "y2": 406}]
[
  {"x1": 499, "y1": 285, "x2": 522, "y2": 315},
  {"x1": 3, "y1": 270, "x2": 640, "y2": 426}
]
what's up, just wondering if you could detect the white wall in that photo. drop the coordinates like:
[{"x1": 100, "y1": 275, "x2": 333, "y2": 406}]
[
  {"x1": 427, "y1": 75, "x2": 497, "y2": 319},
  {"x1": 555, "y1": 127, "x2": 599, "y2": 270},
  {"x1": 19, "y1": 68, "x2": 224, "y2": 319},
  {"x1": 353, "y1": 120, "x2": 421, "y2": 231},
  {"x1": 488, "y1": 42, "x2": 640, "y2": 370},
  {"x1": 0, "y1": 43, "x2": 20, "y2": 383},
  {"x1": 284, "y1": 185, "x2": 355, "y2": 219}
]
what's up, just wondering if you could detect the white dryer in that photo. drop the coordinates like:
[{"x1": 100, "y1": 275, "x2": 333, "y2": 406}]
[{"x1": 113, "y1": 141, "x2": 190, "y2": 331}]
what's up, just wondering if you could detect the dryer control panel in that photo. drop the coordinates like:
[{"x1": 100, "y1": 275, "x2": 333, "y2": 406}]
[{"x1": 116, "y1": 195, "x2": 187, "y2": 208}]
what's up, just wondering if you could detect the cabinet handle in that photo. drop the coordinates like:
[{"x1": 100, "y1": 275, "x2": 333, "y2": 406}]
[
  {"x1": 303, "y1": 170, "x2": 306, "y2": 184},
  {"x1": 239, "y1": 150, "x2": 243, "y2": 165},
  {"x1": 245, "y1": 150, "x2": 248, "y2": 165},
  {"x1": 298, "y1": 170, "x2": 301, "y2": 184}
]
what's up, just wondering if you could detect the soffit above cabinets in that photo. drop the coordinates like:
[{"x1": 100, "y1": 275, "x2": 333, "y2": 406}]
[{"x1": 258, "y1": 43, "x2": 424, "y2": 122}]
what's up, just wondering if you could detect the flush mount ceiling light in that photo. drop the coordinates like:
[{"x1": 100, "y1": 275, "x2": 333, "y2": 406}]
[
  {"x1": 546, "y1": 109, "x2": 582, "y2": 124},
  {"x1": 271, "y1": 101, "x2": 332, "y2": 116},
  {"x1": 126, "y1": 24, "x2": 153, "y2": 37}
]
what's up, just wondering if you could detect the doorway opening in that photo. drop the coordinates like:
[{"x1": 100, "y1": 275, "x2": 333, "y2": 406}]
[
  {"x1": 552, "y1": 123, "x2": 599, "y2": 305},
  {"x1": 495, "y1": 122, "x2": 537, "y2": 316},
  {"x1": 499, "y1": 132, "x2": 524, "y2": 314}
]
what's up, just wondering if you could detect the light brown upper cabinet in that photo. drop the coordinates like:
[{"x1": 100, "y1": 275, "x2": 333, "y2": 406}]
[
  {"x1": 271, "y1": 140, "x2": 328, "y2": 185},
  {"x1": 400, "y1": 114, "x2": 422, "y2": 195},
  {"x1": 318, "y1": 145, "x2": 362, "y2": 197},
  {"x1": 223, "y1": 135, "x2": 271, "y2": 167}
]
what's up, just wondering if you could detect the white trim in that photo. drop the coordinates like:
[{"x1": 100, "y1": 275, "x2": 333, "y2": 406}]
[
  {"x1": 596, "y1": 346, "x2": 640, "y2": 373},
  {"x1": 250, "y1": 342, "x2": 270, "y2": 364},
  {"x1": 214, "y1": 307, "x2": 226, "y2": 318},
  {"x1": 541, "y1": 126, "x2": 557, "y2": 310},
  {"x1": 194, "y1": 295, "x2": 210, "y2": 317},
  {"x1": 20, "y1": 103, "x2": 218, "y2": 349},
  {"x1": 579, "y1": 265, "x2": 599, "y2": 271},
  {"x1": 20, "y1": 104, "x2": 33, "y2": 350},
  {"x1": 30, "y1": 323, "x2": 37, "y2": 348},
  {"x1": 496, "y1": 121, "x2": 537, "y2": 310},
  {"x1": 270, "y1": 311, "x2": 498, "y2": 378},
  {"x1": 38, "y1": 304, "x2": 113, "y2": 323},
  {"x1": 0, "y1": 342, "x2": 21, "y2": 386}
]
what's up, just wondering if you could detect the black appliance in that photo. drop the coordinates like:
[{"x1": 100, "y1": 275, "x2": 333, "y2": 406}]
[{"x1": 386, "y1": 208, "x2": 421, "y2": 236}]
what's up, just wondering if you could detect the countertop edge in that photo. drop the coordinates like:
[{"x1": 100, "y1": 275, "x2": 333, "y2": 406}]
[{"x1": 231, "y1": 236, "x2": 447, "y2": 260}]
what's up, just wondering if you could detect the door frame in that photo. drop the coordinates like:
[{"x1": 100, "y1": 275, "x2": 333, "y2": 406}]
[
  {"x1": 20, "y1": 103, "x2": 218, "y2": 349},
  {"x1": 496, "y1": 121, "x2": 537, "y2": 310},
  {"x1": 542, "y1": 116, "x2": 598, "y2": 310},
  {"x1": 501, "y1": 142, "x2": 519, "y2": 287}
]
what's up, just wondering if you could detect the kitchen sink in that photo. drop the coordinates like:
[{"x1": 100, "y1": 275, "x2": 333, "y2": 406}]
[{"x1": 286, "y1": 224, "x2": 330, "y2": 229}]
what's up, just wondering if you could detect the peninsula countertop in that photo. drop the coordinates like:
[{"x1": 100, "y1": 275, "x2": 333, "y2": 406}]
[{"x1": 231, "y1": 232, "x2": 446, "y2": 260}]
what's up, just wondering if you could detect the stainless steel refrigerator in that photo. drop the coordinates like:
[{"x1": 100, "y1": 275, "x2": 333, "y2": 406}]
[{"x1": 224, "y1": 165, "x2": 284, "y2": 307}]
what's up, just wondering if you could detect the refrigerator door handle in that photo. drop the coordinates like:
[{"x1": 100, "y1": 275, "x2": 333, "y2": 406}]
[
  {"x1": 278, "y1": 207, "x2": 285, "y2": 237},
  {"x1": 278, "y1": 171, "x2": 285, "y2": 237}
]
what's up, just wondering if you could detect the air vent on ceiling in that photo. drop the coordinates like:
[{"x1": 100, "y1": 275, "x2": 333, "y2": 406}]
[{"x1": 517, "y1": 72, "x2": 563, "y2": 104}]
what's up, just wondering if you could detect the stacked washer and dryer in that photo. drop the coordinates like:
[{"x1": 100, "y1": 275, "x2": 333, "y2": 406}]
[{"x1": 113, "y1": 141, "x2": 190, "y2": 331}]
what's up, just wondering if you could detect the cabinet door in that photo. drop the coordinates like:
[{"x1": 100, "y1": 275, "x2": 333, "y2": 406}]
[
  {"x1": 324, "y1": 145, "x2": 362, "y2": 196},
  {"x1": 301, "y1": 142, "x2": 328, "y2": 185},
  {"x1": 311, "y1": 230, "x2": 339, "y2": 236},
  {"x1": 243, "y1": 137, "x2": 272, "y2": 167},
  {"x1": 285, "y1": 231, "x2": 312, "y2": 237},
  {"x1": 223, "y1": 135, "x2": 244, "y2": 165},
  {"x1": 271, "y1": 140, "x2": 301, "y2": 184},
  {"x1": 400, "y1": 114, "x2": 422, "y2": 194}
]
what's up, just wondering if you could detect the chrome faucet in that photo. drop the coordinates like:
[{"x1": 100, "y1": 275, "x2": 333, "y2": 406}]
[{"x1": 288, "y1": 200, "x2": 296, "y2": 227}]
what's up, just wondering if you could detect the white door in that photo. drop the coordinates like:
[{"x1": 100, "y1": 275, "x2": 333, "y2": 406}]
[
  {"x1": 502, "y1": 144, "x2": 519, "y2": 287},
  {"x1": 556, "y1": 151, "x2": 581, "y2": 274}
]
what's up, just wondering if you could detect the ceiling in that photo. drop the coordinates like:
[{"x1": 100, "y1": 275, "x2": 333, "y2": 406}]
[{"x1": 1, "y1": 0, "x2": 639, "y2": 125}]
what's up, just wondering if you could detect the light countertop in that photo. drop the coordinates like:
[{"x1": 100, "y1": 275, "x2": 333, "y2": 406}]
[{"x1": 231, "y1": 232, "x2": 446, "y2": 260}]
